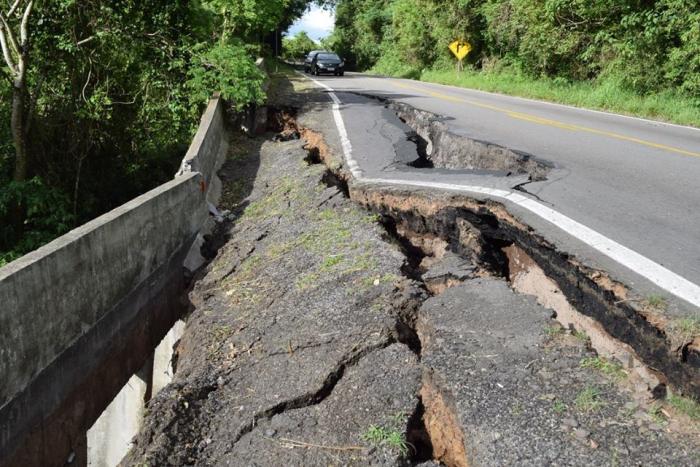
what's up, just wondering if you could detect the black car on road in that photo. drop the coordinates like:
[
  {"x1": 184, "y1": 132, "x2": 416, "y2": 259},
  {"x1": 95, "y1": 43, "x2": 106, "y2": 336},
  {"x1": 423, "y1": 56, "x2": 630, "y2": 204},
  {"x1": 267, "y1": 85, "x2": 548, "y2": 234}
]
[
  {"x1": 310, "y1": 53, "x2": 345, "y2": 76},
  {"x1": 304, "y1": 50, "x2": 326, "y2": 73}
]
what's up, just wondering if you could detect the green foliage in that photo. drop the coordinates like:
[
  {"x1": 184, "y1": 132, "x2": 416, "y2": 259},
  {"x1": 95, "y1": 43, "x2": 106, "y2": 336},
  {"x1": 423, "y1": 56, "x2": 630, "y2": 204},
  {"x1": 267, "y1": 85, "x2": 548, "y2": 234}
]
[
  {"x1": 1, "y1": 0, "x2": 311, "y2": 264},
  {"x1": 419, "y1": 67, "x2": 700, "y2": 126},
  {"x1": 188, "y1": 41, "x2": 266, "y2": 110},
  {"x1": 334, "y1": 0, "x2": 700, "y2": 115},
  {"x1": 361, "y1": 424, "x2": 409, "y2": 455},
  {"x1": 332, "y1": 0, "x2": 392, "y2": 70},
  {"x1": 0, "y1": 178, "x2": 74, "y2": 263},
  {"x1": 283, "y1": 31, "x2": 319, "y2": 60},
  {"x1": 667, "y1": 393, "x2": 700, "y2": 421}
]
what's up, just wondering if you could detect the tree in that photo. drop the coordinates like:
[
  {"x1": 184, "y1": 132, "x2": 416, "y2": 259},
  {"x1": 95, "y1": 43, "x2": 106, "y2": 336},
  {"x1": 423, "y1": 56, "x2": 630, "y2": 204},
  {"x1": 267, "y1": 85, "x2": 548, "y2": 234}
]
[
  {"x1": 0, "y1": 0, "x2": 317, "y2": 263},
  {"x1": 0, "y1": 0, "x2": 34, "y2": 184},
  {"x1": 283, "y1": 31, "x2": 318, "y2": 60},
  {"x1": 0, "y1": 0, "x2": 34, "y2": 245}
]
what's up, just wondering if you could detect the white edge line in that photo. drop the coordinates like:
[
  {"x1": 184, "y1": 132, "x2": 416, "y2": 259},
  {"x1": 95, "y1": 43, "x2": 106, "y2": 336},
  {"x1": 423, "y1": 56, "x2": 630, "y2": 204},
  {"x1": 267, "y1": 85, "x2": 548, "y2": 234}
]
[{"x1": 297, "y1": 71, "x2": 700, "y2": 309}]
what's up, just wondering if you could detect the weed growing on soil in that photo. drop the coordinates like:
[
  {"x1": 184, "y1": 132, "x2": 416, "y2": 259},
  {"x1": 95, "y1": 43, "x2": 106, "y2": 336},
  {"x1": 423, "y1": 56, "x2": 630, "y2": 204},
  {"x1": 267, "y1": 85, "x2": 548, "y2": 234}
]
[
  {"x1": 668, "y1": 394, "x2": 700, "y2": 421},
  {"x1": 672, "y1": 317, "x2": 700, "y2": 339},
  {"x1": 572, "y1": 329, "x2": 590, "y2": 343},
  {"x1": 344, "y1": 253, "x2": 378, "y2": 275},
  {"x1": 361, "y1": 425, "x2": 409, "y2": 456},
  {"x1": 296, "y1": 272, "x2": 320, "y2": 290},
  {"x1": 360, "y1": 273, "x2": 400, "y2": 289},
  {"x1": 644, "y1": 294, "x2": 667, "y2": 311},
  {"x1": 553, "y1": 400, "x2": 567, "y2": 414},
  {"x1": 321, "y1": 254, "x2": 345, "y2": 270},
  {"x1": 545, "y1": 325, "x2": 564, "y2": 337},
  {"x1": 580, "y1": 357, "x2": 627, "y2": 381},
  {"x1": 238, "y1": 255, "x2": 262, "y2": 279},
  {"x1": 363, "y1": 213, "x2": 382, "y2": 224},
  {"x1": 243, "y1": 176, "x2": 302, "y2": 220},
  {"x1": 648, "y1": 403, "x2": 667, "y2": 425},
  {"x1": 575, "y1": 386, "x2": 605, "y2": 412}
]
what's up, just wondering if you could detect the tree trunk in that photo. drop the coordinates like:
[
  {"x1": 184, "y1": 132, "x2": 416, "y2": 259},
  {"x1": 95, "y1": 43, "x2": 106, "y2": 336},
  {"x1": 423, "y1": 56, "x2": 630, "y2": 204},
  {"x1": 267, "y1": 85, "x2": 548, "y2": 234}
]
[
  {"x1": 8, "y1": 79, "x2": 28, "y2": 243},
  {"x1": 11, "y1": 80, "x2": 27, "y2": 182}
]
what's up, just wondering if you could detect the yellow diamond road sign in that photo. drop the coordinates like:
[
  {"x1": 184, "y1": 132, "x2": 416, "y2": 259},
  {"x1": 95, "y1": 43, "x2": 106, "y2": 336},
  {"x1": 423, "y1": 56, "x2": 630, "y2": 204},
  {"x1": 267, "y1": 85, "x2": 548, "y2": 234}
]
[{"x1": 449, "y1": 40, "x2": 472, "y2": 61}]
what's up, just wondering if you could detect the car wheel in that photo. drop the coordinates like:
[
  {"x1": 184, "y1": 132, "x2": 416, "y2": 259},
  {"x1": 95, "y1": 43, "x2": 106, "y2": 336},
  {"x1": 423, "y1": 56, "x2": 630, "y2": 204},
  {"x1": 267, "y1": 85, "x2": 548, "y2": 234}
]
[{"x1": 339, "y1": 72, "x2": 344, "y2": 76}]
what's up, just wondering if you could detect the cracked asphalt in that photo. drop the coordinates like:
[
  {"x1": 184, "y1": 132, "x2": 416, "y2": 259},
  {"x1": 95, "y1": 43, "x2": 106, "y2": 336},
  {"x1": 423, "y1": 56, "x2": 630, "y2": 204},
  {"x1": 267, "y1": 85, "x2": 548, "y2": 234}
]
[
  {"x1": 122, "y1": 75, "x2": 699, "y2": 466},
  {"x1": 304, "y1": 72, "x2": 700, "y2": 312},
  {"x1": 122, "y1": 129, "x2": 427, "y2": 466}
]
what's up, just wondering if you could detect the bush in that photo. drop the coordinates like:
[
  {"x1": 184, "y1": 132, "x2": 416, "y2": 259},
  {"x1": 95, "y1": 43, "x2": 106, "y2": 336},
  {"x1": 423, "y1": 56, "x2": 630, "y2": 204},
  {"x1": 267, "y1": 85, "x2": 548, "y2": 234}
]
[
  {"x1": 283, "y1": 31, "x2": 318, "y2": 61},
  {"x1": 188, "y1": 41, "x2": 266, "y2": 112},
  {"x1": 0, "y1": 177, "x2": 74, "y2": 262},
  {"x1": 334, "y1": 0, "x2": 700, "y2": 102}
]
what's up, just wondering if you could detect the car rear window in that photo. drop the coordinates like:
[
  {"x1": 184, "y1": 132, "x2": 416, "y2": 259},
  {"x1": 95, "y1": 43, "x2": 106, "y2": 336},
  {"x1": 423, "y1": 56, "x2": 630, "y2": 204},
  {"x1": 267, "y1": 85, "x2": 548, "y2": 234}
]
[{"x1": 317, "y1": 54, "x2": 340, "y2": 60}]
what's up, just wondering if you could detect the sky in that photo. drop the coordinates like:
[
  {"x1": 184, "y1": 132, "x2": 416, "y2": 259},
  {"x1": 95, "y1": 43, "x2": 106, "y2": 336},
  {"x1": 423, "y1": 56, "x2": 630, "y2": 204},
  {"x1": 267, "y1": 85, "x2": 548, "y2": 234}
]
[{"x1": 286, "y1": 5, "x2": 335, "y2": 42}]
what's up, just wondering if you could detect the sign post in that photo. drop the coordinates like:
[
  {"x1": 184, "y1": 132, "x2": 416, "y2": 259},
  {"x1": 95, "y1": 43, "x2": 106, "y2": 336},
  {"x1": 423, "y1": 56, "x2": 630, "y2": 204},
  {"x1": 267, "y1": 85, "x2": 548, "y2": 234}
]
[{"x1": 449, "y1": 40, "x2": 472, "y2": 72}]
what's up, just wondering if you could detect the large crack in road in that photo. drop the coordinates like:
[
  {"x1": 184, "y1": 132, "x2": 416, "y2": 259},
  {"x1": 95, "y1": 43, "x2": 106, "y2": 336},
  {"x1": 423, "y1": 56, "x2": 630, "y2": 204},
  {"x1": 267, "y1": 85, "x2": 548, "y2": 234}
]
[
  {"x1": 347, "y1": 91, "x2": 552, "y2": 182},
  {"x1": 123, "y1": 76, "x2": 699, "y2": 466}
]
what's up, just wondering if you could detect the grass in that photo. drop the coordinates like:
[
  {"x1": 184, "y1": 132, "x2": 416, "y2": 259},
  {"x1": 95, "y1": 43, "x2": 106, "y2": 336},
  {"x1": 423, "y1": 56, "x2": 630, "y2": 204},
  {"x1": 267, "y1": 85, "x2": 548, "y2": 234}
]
[
  {"x1": 320, "y1": 254, "x2": 345, "y2": 270},
  {"x1": 361, "y1": 425, "x2": 409, "y2": 456},
  {"x1": 415, "y1": 68, "x2": 700, "y2": 128},
  {"x1": 257, "y1": 196, "x2": 384, "y2": 292},
  {"x1": 544, "y1": 325, "x2": 564, "y2": 337},
  {"x1": 242, "y1": 176, "x2": 301, "y2": 221},
  {"x1": 553, "y1": 400, "x2": 567, "y2": 414},
  {"x1": 580, "y1": 356, "x2": 627, "y2": 381},
  {"x1": 670, "y1": 317, "x2": 700, "y2": 339},
  {"x1": 644, "y1": 294, "x2": 668, "y2": 311},
  {"x1": 667, "y1": 393, "x2": 700, "y2": 421},
  {"x1": 648, "y1": 403, "x2": 667, "y2": 425},
  {"x1": 575, "y1": 386, "x2": 605, "y2": 412},
  {"x1": 295, "y1": 272, "x2": 320, "y2": 290},
  {"x1": 572, "y1": 329, "x2": 590, "y2": 343}
]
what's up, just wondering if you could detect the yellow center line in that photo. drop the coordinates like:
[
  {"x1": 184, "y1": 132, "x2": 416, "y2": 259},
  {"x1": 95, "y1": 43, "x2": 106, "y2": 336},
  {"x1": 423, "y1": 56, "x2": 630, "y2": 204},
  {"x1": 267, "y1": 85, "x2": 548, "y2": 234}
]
[{"x1": 391, "y1": 81, "x2": 700, "y2": 159}]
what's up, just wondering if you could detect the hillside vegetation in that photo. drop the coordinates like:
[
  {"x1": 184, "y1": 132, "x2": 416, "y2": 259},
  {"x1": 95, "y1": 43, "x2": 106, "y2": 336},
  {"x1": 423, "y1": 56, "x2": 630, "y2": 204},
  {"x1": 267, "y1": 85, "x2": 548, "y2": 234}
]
[
  {"x1": 324, "y1": 0, "x2": 700, "y2": 125},
  {"x1": 0, "y1": 0, "x2": 307, "y2": 265}
]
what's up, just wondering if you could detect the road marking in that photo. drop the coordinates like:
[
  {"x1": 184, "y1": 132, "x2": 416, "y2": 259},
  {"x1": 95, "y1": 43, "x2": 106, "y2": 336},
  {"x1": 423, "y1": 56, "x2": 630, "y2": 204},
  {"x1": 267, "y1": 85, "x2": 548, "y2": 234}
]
[
  {"x1": 409, "y1": 76, "x2": 700, "y2": 134},
  {"x1": 391, "y1": 81, "x2": 700, "y2": 159},
  {"x1": 298, "y1": 72, "x2": 700, "y2": 308}
]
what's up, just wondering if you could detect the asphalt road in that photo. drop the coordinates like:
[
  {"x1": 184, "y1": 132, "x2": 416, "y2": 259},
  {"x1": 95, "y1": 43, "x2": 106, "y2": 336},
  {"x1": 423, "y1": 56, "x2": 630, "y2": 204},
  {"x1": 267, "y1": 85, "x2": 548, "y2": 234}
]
[{"x1": 303, "y1": 71, "x2": 700, "y2": 310}]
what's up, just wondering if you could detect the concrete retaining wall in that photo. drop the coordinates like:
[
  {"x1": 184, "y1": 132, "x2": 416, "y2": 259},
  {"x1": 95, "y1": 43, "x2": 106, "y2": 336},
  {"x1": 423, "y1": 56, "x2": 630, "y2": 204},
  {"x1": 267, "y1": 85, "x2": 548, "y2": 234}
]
[
  {"x1": 179, "y1": 94, "x2": 228, "y2": 203},
  {"x1": 0, "y1": 95, "x2": 228, "y2": 465}
]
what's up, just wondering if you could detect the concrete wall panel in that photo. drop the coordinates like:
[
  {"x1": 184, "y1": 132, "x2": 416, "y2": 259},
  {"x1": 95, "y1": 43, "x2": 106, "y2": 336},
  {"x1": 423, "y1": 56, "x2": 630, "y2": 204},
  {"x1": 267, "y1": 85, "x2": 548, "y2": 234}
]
[{"x1": 0, "y1": 95, "x2": 228, "y2": 466}]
